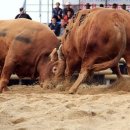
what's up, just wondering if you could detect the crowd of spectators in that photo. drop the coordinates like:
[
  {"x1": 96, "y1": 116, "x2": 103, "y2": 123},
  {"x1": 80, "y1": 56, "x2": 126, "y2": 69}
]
[
  {"x1": 49, "y1": 2, "x2": 74, "y2": 36},
  {"x1": 85, "y1": 3, "x2": 128, "y2": 10},
  {"x1": 15, "y1": 7, "x2": 32, "y2": 20},
  {"x1": 14, "y1": 2, "x2": 129, "y2": 37},
  {"x1": 48, "y1": 2, "x2": 129, "y2": 37}
]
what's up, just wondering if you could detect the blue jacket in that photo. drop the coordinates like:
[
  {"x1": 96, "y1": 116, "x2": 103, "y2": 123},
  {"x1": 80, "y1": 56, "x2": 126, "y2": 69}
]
[{"x1": 49, "y1": 23, "x2": 61, "y2": 36}]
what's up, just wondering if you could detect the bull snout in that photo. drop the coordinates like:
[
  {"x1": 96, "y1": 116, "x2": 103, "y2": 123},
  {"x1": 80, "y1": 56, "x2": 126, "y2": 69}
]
[{"x1": 40, "y1": 81, "x2": 55, "y2": 89}]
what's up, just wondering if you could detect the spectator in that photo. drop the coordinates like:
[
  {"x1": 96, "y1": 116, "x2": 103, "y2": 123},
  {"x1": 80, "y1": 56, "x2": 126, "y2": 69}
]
[
  {"x1": 85, "y1": 3, "x2": 91, "y2": 9},
  {"x1": 63, "y1": 2, "x2": 74, "y2": 17},
  {"x1": 49, "y1": 17, "x2": 60, "y2": 36},
  {"x1": 121, "y1": 4, "x2": 127, "y2": 11},
  {"x1": 59, "y1": 19, "x2": 67, "y2": 36},
  {"x1": 112, "y1": 3, "x2": 118, "y2": 9},
  {"x1": 63, "y1": 10, "x2": 73, "y2": 25},
  {"x1": 15, "y1": 7, "x2": 32, "y2": 20},
  {"x1": 99, "y1": 4, "x2": 104, "y2": 7},
  {"x1": 52, "y1": 2, "x2": 62, "y2": 22}
]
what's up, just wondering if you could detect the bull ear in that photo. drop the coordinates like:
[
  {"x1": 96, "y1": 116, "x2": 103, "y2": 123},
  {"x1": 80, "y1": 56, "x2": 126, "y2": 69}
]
[{"x1": 49, "y1": 48, "x2": 58, "y2": 61}]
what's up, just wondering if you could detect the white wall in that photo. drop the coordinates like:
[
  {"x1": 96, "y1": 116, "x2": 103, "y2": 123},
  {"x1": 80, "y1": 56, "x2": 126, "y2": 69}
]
[
  {"x1": 0, "y1": 0, "x2": 24, "y2": 20},
  {"x1": 26, "y1": 0, "x2": 63, "y2": 23}
]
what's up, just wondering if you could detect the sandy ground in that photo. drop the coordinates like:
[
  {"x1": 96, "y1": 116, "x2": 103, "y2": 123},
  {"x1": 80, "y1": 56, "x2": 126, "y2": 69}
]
[{"x1": 0, "y1": 79, "x2": 130, "y2": 130}]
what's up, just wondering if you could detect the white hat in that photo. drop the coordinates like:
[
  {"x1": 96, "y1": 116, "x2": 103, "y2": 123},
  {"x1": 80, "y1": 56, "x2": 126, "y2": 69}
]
[{"x1": 65, "y1": 2, "x2": 71, "y2": 5}]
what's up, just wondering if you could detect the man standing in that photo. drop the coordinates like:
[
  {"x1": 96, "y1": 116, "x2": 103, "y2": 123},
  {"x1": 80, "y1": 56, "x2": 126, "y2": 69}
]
[
  {"x1": 15, "y1": 7, "x2": 32, "y2": 20},
  {"x1": 112, "y1": 3, "x2": 118, "y2": 9},
  {"x1": 63, "y1": 2, "x2": 74, "y2": 17},
  {"x1": 121, "y1": 4, "x2": 129, "y2": 12},
  {"x1": 52, "y1": 2, "x2": 63, "y2": 22},
  {"x1": 85, "y1": 3, "x2": 91, "y2": 9}
]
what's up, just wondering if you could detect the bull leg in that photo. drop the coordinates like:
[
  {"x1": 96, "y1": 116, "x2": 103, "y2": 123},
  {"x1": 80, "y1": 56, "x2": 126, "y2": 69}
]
[
  {"x1": 68, "y1": 70, "x2": 89, "y2": 94},
  {"x1": 54, "y1": 57, "x2": 80, "y2": 91},
  {"x1": 68, "y1": 64, "x2": 121, "y2": 94},
  {"x1": 111, "y1": 65, "x2": 123, "y2": 79},
  {"x1": 65, "y1": 63, "x2": 74, "y2": 82},
  {"x1": 54, "y1": 63, "x2": 74, "y2": 91},
  {"x1": 68, "y1": 58, "x2": 94, "y2": 94},
  {"x1": 63, "y1": 65, "x2": 74, "y2": 90},
  {"x1": 64, "y1": 58, "x2": 80, "y2": 87},
  {"x1": 0, "y1": 60, "x2": 15, "y2": 93}
]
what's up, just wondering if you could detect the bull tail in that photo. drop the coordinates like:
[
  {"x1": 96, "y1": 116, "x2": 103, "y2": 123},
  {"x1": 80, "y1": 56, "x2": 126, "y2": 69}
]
[{"x1": 92, "y1": 26, "x2": 126, "y2": 71}]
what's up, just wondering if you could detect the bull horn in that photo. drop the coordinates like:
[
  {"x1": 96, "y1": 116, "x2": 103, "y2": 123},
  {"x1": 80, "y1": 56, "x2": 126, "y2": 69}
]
[
  {"x1": 50, "y1": 48, "x2": 57, "y2": 61},
  {"x1": 57, "y1": 44, "x2": 64, "y2": 60}
]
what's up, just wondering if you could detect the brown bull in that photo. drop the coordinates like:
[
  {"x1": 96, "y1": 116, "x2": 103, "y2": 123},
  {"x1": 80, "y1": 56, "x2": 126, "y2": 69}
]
[
  {"x1": 0, "y1": 18, "x2": 59, "y2": 93},
  {"x1": 49, "y1": 8, "x2": 130, "y2": 94}
]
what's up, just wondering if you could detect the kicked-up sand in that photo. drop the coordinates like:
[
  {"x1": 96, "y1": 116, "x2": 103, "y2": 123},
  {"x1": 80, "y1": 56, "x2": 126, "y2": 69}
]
[{"x1": 0, "y1": 78, "x2": 130, "y2": 130}]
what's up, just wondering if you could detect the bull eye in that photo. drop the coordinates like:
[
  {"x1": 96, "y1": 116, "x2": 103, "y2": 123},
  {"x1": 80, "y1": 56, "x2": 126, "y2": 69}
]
[{"x1": 52, "y1": 66, "x2": 57, "y2": 73}]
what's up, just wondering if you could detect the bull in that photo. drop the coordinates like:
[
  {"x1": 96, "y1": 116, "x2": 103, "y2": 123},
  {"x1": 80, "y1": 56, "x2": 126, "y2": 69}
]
[
  {"x1": 0, "y1": 18, "x2": 59, "y2": 93},
  {"x1": 48, "y1": 8, "x2": 130, "y2": 94}
]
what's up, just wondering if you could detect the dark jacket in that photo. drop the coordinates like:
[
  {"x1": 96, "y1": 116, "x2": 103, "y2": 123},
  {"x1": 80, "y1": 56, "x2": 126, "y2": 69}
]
[
  {"x1": 63, "y1": 8, "x2": 74, "y2": 16},
  {"x1": 49, "y1": 23, "x2": 61, "y2": 36},
  {"x1": 52, "y1": 7, "x2": 63, "y2": 22},
  {"x1": 15, "y1": 13, "x2": 32, "y2": 20}
]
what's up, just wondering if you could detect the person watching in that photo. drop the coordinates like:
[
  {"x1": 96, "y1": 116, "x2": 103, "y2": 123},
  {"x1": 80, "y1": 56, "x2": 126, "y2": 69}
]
[
  {"x1": 85, "y1": 3, "x2": 91, "y2": 9},
  {"x1": 121, "y1": 4, "x2": 129, "y2": 11},
  {"x1": 52, "y1": 2, "x2": 63, "y2": 22},
  {"x1": 99, "y1": 4, "x2": 104, "y2": 7},
  {"x1": 112, "y1": 3, "x2": 118, "y2": 9},
  {"x1": 15, "y1": 7, "x2": 32, "y2": 20},
  {"x1": 59, "y1": 19, "x2": 67, "y2": 36},
  {"x1": 63, "y1": 10, "x2": 73, "y2": 25},
  {"x1": 63, "y1": 2, "x2": 74, "y2": 17},
  {"x1": 49, "y1": 17, "x2": 60, "y2": 36}
]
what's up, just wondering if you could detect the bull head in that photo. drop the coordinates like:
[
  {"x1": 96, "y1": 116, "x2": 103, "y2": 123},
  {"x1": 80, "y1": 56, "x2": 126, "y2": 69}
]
[{"x1": 49, "y1": 45, "x2": 65, "y2": 80}]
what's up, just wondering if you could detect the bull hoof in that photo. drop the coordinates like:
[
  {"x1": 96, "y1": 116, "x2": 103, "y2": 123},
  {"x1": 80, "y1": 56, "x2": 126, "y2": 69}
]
[{"x1": 68, "y1": 89, "x2": 76, "y2": 94}]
